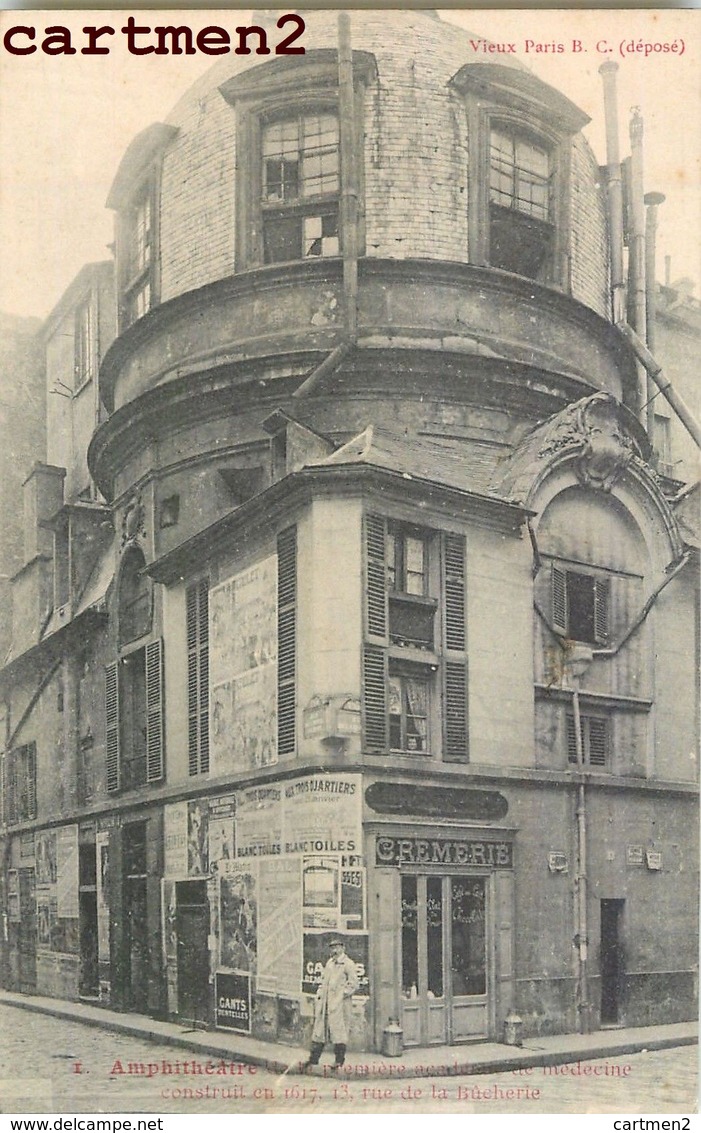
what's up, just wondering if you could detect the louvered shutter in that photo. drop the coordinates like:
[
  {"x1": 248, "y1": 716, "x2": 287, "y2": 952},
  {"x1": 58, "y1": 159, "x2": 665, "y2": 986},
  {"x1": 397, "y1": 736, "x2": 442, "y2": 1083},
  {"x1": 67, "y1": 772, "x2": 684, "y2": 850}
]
[
  {"x1": 594, "y1": 576, "x2": 610, "y2": 645},
  {"x1": 443, "y1": 533, "x2": 466, "y2": 652},
  {"x1": 444, "y1": 661, "x2": 468, "y2": 763},
  {"x1": 363, "y1": 645, "x2": 388, "y2": 752},
  {"x1": 566, "y1": 713, "x2": 578, "y2": 763},
  {"x1": 145, "y1": 638, "x2": 164, "y2": 782},
  {"x1": 105, "y1": 661, "x2": 120, "y2": 792},
  {"x1": 365, "y1": 513, "x2": 388, "y2": 642},
  {"x1": 277, "y1": 527, "x2": 297, "y2": 756},
  {"x1": 551, "y1": 565, "x2": 567, "y2": 635},
  {"x1": 187, "y1": 580, "x2": 209, "y2": 775},
  {"x1": 442, "y1": 533, "x2": 468, "y2": 763},
  {"x1": 588, "y1": 717, "x2": 609, "y2": 766},
  {"x1": 25, "y1": 743, "x2": 37, "y2": 820}
]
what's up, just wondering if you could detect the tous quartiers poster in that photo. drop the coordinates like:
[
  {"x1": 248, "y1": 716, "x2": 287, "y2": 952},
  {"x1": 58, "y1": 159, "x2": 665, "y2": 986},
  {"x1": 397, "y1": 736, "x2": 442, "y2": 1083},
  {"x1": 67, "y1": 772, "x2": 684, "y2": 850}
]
[{"x1": 0, "y1": 5, "x2": 698, "y2": 1123}]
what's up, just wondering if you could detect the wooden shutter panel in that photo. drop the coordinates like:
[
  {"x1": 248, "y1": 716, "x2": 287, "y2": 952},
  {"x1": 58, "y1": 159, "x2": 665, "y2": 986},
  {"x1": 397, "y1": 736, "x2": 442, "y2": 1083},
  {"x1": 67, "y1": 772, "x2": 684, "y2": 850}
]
[
  {"x1": 145, "y1": 638, "x2": 164, "y2": 783},
  {"x1": 105, "y1": 661, "x2": 120, "y2": 792},
  {"x1": 25, "y1": 743, "x2": 37, "y2": 821},
  {"x1": 594, "y1": 576, "x2": 610, "y2": 645},
  {"x1": 443, "y1": 660, "x2": 468, "y2": 763},
  {"x1": 277, "y1": 526, "x2": 297, "y2": 756},
  {"x1": 551, "y1": 565, "x2": 567, "y2": 635},
  {"x1": 588, "y1": 717, "x2": 609, "y2": 766},
  {"x1": 566, "y1": 713, "x2": 577, "y2": 763},
  {"x1": 363, "y1": 644, "x2": 388, "y2": 752},
  {"x1": 443, "y1": 533, "x2": 466, "y2": 652},
  {"x1": 187, "y1": 580, "x2": 210, "y2": 775},
  {"x1": 365, "y1": 513, "x2": 388, "y2": 641}
]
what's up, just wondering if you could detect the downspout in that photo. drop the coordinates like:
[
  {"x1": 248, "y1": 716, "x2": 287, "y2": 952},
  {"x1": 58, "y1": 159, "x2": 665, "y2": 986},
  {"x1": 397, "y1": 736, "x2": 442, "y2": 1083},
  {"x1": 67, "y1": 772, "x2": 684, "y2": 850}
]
[
  {"x1": 628, "y1": 109, "x2": 648, "y2": 434},
  {"x1": 293, "y1": 12, "x2": 358, "y2": 402},
  {"x1": 571, "y1": 686, "x2": 591, "y2": 1034},
  {"x1": 644, "y1": 191, "x2": 666, "y2": 447},
  {"x1": 616, "y1": 322, "x2": 701, "y2": 451},
  {"x1": 599, "y1": 63, "x2": 626, "y2": 327}
]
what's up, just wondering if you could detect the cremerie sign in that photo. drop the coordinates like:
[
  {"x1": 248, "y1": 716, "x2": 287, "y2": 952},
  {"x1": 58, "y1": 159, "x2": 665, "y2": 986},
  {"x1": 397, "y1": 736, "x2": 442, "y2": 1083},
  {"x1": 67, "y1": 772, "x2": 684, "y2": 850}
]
[{"x1": 375, "y1": 837, "x2": 513, "y2": 868}]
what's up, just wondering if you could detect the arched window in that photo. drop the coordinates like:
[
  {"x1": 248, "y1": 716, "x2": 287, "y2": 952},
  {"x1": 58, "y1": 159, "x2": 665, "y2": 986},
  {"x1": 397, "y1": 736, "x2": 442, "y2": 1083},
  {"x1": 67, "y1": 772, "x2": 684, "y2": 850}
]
[{"x1": 118, "y1": 547, "x2": 152, "y2": 646}]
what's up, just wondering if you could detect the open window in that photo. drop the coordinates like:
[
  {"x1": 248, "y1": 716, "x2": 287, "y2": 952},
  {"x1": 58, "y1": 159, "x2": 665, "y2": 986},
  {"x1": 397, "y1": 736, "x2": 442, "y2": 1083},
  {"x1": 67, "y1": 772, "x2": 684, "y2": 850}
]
[
  {"x1": 450, "y1": 62, "x2": 589, "y2": 290},
  {"x1": 219, "y1": 50, "x2": 376, "y2": 271},
  {"x1": 552, "y1": 564, "x2": 610, "y2": 646}
]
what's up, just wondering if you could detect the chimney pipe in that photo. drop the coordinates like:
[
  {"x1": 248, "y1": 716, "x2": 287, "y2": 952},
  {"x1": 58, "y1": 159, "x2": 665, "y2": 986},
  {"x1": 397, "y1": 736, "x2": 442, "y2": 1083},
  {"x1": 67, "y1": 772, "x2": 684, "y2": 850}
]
[
  {"x1": 338, "y1": 11, "x2": 358, "y2": 344},
  {"x1": 599, "y1": 62, "x2": 626, "y2": 326},
  {"x1": 628, "y1": 108, "x2": 648, "y2": 433}
]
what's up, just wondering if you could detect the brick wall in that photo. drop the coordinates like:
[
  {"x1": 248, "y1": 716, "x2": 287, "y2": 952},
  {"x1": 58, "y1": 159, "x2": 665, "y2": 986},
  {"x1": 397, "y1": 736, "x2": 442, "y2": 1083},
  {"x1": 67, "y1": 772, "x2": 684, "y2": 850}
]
[{"x1": 157, "y1": 11, "x2": 609, "y2": 318}]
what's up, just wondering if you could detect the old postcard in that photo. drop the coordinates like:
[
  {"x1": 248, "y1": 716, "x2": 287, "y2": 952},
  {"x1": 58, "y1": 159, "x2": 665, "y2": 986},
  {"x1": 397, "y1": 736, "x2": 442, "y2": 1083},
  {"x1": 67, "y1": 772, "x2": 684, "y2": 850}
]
[{"x1": 0, "y1": 6, "x2": 698, "y2": 1120}]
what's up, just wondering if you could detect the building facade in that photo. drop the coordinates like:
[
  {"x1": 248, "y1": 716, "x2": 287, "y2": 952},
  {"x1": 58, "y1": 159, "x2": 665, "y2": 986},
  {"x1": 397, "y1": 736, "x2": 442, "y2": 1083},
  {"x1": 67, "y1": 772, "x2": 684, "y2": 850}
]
[{"x1": 1, "y1": 10, "x2": 698, "y2": 1051}]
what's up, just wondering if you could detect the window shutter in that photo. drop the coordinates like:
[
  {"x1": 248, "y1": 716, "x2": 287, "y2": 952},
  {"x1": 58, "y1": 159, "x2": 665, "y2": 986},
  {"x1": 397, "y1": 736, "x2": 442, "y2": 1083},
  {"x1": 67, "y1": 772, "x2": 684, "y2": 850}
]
[
  {"x1": 26, "y1": 743, "x2": 37, "y2": 820},
  {"x1": 105, "y1": 661, "x2": 120, "y2": 792},
  {"x1": 365, "y1": 513, "x2": 388, "y2": 641},
  {"x1": 443, "y1": 533, "x2": 466, "y2": 652},
  {"x1": 363, "y1": 645, "x2": 388, "y2": 752},
  {"x1": 588, "y1": 717, "x2": 609, "y2": 766},
  {"x1": 566, "y1": 713, "x2": 578, "y2": 763},
  {"x1": 145, "y1": 638, "x2": 164, "y2": 783},
  {"x1": 594, "y1": 576, "x2": 610, "y2": 645},
  {"x1": 277, "y1": 526, "x2": 297, "y2": 756},
  {"x1": 187, "y1": 580, "x2": 209, "y2": 775},
  {"x1": 551, "y1": 565, "x2": 567, "y2": 635},
  {"x1": 443, "y1": 660, "x2": 468, "y2": 763}
]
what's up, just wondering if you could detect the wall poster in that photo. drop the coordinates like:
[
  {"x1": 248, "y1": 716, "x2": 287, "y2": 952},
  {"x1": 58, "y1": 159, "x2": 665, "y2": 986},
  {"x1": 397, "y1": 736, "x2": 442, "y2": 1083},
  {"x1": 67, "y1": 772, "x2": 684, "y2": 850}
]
[{"x1": 95, "y1": 831, "x2": 110, "y2": 965}]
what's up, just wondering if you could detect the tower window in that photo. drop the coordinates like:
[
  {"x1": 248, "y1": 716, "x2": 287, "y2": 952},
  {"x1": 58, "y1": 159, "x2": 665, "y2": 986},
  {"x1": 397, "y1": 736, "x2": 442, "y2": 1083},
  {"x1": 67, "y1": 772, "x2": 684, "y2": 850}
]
[
  {"x1": 261, "y1": 111, "x2": 340, "y2": 264},
  {"x1": 489, "y1": 126, "x2": 553, "y2": 280}
]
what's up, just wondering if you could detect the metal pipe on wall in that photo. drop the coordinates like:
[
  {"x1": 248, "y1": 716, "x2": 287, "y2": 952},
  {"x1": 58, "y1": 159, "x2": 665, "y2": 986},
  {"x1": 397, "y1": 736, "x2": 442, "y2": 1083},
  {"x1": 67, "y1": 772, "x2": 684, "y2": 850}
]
[
  {"x1": 599, "y1": 62, "x2": 626, "y2": 327},
  {"x1": 628, "y1": 109, "x2": 649, "y2": 434},
  {"x1": 338, "y1": 10, "x2": 359, "y2": 344},
  {"x1": 644, "y1": 191, "x2": 666, "y2": 446},
  {"x1": 616, "y1": 321, "x2": 701, "y2": 450}
]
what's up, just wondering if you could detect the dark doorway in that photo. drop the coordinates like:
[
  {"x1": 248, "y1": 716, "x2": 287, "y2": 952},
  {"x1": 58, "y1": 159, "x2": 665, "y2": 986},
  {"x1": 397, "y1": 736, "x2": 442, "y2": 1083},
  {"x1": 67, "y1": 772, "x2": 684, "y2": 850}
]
[
  {"x1": 176, "y1": 880, "x2": 210, "y2": 1026},
  {"x1": 79, "y1": 843, "x2": 99, "y2": 997},
  {"x1": 18, "y1": 868, "x2": 37, "y2": 993},
  {"x1": 123, "y1": 822, "x2": 149, "y2": 1011},
  {"x1": 600, "y1": 898, "x2": 625, "y2": 1025}
]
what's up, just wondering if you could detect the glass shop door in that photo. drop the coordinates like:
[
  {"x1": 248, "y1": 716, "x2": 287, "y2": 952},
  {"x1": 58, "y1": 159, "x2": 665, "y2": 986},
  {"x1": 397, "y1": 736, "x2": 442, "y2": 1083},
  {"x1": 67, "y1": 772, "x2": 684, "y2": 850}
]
[{"x1": 400, "y1": 874, "x2": 489, "y2": 1045}]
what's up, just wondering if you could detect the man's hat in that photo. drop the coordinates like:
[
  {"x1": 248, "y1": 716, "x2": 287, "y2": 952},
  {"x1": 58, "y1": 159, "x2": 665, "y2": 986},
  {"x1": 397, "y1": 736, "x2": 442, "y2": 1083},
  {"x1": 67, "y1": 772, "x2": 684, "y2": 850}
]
[{"x1": 328, "y1": 936, "x2": 344, "y2": 947}]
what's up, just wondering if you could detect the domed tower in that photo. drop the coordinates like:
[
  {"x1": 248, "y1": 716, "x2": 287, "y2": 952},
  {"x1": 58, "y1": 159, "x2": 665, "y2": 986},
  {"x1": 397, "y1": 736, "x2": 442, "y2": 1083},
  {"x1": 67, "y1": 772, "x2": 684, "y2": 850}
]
[{"x1": 7, "y1": 11, "x2": 694, "y2": 1050}]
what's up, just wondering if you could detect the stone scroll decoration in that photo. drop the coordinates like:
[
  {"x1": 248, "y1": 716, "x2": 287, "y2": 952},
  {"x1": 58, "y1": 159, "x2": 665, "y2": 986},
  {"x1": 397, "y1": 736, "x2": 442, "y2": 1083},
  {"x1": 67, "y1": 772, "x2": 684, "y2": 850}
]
[{"x1": 537, "y1": 393, "x2": 638, "y2": 493}]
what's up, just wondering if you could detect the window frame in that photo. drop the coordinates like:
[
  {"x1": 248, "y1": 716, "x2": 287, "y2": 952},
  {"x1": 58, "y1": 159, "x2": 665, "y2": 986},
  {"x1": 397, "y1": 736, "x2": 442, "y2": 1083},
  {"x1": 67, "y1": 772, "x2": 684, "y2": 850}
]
[
  {"x1": 451, "y1": 65, "x2": 588, "y2": 293},
  {"x1": 566, "y1": 711, "x2": 610, "y2": 768},
  {"x1": 388, "y1": 666, "x2": 434, "y2": 757},
  {"x1": 116, "y1": 174, "x2": 161, "y2": 332},
  {"x1": 552, "y1": 563, "x2": 611, "y2": 647},
  {"x1": 219, "y1": 51, "x2": 374, "y2": 273},
  {"x1": 74, "y1": 293, "x2": 97, "y2": 392}
]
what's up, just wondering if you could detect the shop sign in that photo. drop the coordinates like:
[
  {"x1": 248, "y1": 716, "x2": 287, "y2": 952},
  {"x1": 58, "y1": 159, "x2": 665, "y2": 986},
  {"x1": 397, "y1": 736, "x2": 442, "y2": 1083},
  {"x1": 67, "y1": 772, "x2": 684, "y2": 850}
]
[
  {"x1": 215, "y1": 971, "x2": 251, "y2": 1033},
  {"x1": 283, "y1": 774, "x2": 361, "y2": 855},
  {"x1": 645, "y1": 851, "x2": 663, "y2": 871},
  {"x1": 375, "y1": 836, "x2": 513, "y2": 868},
  {"x1": 627, "y1": 845, "x2": 644, "y2": 866}
]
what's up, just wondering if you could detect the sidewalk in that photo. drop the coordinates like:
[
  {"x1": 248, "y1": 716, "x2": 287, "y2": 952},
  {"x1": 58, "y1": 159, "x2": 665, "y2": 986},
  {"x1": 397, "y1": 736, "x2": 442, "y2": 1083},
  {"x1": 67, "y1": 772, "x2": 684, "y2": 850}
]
[{"x1": 0, "y1": 989, "x2": 696, "y2": 1080}]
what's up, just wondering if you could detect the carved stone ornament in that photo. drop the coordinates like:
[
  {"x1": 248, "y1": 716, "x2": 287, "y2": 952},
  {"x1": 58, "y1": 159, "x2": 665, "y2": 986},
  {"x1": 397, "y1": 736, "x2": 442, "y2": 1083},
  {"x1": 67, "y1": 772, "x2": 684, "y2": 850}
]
[
  {"x1": 538, "y1": 393, "x2": 636, "y2": 492},
  {"x1": 120, "y1": 494, "x2": 146, "y2": 547}
]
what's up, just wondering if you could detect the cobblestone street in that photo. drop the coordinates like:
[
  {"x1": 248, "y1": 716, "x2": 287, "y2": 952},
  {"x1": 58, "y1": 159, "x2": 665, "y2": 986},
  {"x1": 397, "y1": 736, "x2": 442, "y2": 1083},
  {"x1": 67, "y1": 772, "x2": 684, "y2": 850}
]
[{"x1": 0, "y1": 1005, "x2": 696, "y2": 1115}]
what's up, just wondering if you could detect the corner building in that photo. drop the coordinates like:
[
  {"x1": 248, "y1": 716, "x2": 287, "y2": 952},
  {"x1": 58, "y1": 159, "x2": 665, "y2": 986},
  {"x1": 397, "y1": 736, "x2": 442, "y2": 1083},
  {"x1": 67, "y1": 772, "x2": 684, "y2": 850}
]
[{"x1": 1, "y1": 11, "x2": 698, "y2": 1051}]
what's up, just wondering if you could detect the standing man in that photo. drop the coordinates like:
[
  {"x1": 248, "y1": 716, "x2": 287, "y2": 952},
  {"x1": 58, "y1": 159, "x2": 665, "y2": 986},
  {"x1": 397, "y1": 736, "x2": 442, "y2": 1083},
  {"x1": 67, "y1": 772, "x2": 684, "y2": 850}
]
[{"x1": 305, "y1": 936, "x2": 360, "y2": 1071}]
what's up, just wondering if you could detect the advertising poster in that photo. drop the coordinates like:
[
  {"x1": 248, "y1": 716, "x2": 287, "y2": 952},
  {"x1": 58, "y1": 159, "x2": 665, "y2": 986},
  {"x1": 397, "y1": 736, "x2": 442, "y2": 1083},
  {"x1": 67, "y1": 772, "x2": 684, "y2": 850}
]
[
  {"x1": 220, "y1": 871, "x2": 257, "y2": 974},
  {"x1": 55, "y1": 825, "x2": 79, "y2": 919},
  {"x1": 163, "y1": 801, "x2": 188, "y2": 878},
  {"x1": 0, "y1": 4, "x2": 698, "y2": 1122},
  {"x1": 302, "y1": 931, "x2": 370, "y2": 997},
  {"x1": 214, "y1": 971, "x2": 252, "y2": 1034},
  {"x1": 210, "y1": 557, "x2": 278, "y2": 773},
  {"x1": 257, "y1": 858, "x2": 302, "y2": 995},
  {"x1": 235, "y1": 784, "x2": 283, "y2": 858}
]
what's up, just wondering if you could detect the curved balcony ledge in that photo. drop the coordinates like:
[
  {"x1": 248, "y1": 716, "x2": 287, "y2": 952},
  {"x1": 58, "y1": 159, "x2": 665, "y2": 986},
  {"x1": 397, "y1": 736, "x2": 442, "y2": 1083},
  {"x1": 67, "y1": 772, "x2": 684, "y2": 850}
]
[{"x1": 100, "y1": 258, "x2": 637, "y2": 414}]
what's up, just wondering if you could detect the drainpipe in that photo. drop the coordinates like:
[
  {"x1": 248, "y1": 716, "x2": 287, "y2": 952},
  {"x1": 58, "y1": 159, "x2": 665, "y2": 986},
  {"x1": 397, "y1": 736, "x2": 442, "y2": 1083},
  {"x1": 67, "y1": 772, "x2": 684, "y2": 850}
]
[
  {"x1": 644, "y1": 191, "x2": 666, "y2": 446},
  {"x1": 599, "y1": 63, "x2": 626, "y2": 327},
  {"x1": 292, "y1": 13, "x2": 357, "y2": 402},
  {"x1": 616, "y1": 322, "x2": 701, "y2": 451},
  {"x1": 572, "y1": 688, "x2": 591, "y2": 1034},
  {"x1": 628, "y1": 109, "x2": 648, "y2": 434}
]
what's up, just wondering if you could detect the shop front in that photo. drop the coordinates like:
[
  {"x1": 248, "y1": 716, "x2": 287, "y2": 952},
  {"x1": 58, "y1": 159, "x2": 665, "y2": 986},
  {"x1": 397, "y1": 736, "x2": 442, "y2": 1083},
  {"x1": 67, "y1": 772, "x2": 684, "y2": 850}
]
[{"x1": 369, "y1": 827, "x2": 515, "y2": 1048}]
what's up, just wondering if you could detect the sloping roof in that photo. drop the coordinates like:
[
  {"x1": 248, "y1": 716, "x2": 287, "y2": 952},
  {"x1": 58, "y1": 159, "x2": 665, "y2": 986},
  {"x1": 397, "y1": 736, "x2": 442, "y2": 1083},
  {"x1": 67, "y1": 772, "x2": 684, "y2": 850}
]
[{"x1": 307, "y1": 424, "x2": 505, "y2": 499}]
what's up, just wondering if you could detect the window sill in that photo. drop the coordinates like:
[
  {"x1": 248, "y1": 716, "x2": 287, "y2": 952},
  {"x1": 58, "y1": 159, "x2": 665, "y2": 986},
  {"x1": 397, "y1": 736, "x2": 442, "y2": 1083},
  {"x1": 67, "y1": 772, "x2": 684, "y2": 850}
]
[{"x1": 389, "y1": 644, "x2": 439, "y2": 667}]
